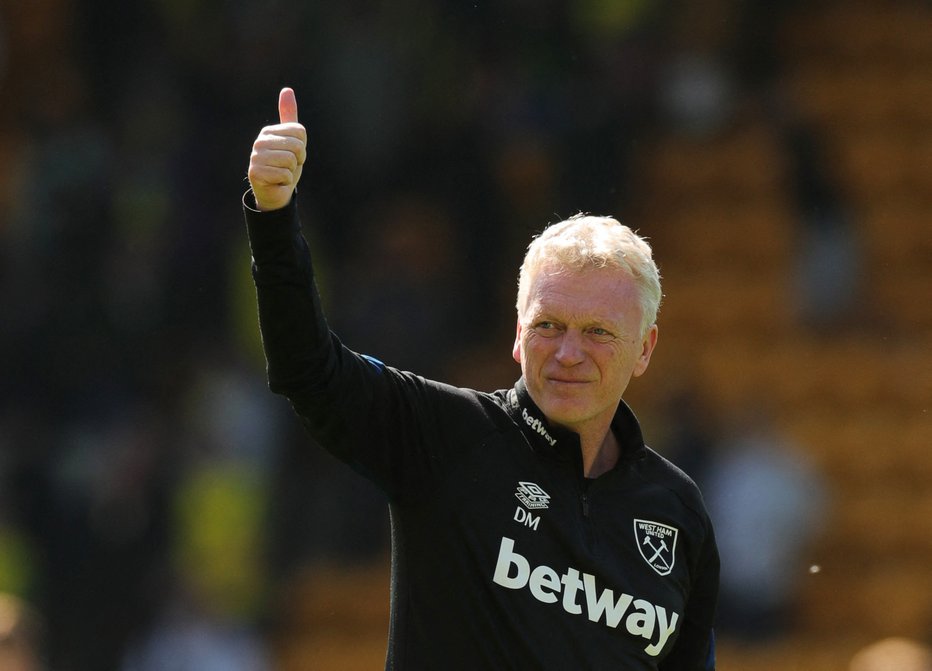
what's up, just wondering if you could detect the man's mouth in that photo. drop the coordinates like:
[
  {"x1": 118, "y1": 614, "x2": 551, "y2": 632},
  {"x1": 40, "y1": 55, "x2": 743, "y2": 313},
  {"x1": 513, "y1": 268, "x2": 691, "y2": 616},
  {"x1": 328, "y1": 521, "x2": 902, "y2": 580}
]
[{"x1": 546, "y1": 377, "x2": 591, "y2": 385}]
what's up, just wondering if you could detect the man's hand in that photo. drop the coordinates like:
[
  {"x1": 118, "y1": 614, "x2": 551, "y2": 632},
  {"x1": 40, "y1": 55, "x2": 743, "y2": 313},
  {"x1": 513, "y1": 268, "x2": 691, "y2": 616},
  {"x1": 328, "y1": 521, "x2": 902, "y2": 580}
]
[{"x1": 248, "y1": 87, "x2": 307, "y2": 211}]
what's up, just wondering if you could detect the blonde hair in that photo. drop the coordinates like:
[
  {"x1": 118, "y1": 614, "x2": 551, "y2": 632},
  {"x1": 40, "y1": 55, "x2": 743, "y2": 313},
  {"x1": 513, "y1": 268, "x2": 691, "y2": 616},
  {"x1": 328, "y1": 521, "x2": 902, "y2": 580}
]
[{"x1": 516, "y1": 214, "x2": 662, "y2": 336}]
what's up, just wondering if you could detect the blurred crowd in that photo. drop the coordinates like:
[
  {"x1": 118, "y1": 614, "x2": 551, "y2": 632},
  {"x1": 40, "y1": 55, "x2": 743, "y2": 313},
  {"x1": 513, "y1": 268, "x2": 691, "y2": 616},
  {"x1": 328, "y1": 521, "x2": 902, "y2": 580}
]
[{"x1": 0, "y1": 0, "x2": 869, "y2": 668}]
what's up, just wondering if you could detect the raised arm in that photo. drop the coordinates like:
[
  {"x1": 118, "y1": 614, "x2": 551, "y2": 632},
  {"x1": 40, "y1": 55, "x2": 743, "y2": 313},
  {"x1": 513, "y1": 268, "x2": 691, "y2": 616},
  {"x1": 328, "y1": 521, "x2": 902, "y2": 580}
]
[
  {"x1": 247, "y1": 87, "x2": 307, "y2": 211},
  {"x1": 242, "y1": 89, "x2": 470, "y2": 502}
]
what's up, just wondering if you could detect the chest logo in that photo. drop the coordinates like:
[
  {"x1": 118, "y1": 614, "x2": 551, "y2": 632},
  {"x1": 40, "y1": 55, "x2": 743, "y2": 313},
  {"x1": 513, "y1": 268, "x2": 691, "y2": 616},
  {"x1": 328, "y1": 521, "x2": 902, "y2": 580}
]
[
  {"x1": 515, "y1": 481, "x2": 551, "y2": 510},
  {"x1": 634, "y1": 519, "x2": 678, "y2": 576}
]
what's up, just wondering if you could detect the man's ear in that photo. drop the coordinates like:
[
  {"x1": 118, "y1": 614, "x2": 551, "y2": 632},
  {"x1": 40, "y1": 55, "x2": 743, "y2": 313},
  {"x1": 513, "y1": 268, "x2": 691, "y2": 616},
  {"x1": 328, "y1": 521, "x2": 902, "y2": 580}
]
[
  {"x1": 632, "y1": 324, "x2": 659, "y2": 378},
  {"x1": 512, "y1": 320, "x2": 523, "y2": 364}
]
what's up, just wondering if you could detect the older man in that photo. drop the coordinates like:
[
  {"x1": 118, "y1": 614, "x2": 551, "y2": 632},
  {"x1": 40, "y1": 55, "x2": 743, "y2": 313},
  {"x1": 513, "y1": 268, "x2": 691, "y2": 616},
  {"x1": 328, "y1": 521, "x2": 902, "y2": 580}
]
[{"x1": 244, "y1": 88, "x2": 718, "y2": 669}]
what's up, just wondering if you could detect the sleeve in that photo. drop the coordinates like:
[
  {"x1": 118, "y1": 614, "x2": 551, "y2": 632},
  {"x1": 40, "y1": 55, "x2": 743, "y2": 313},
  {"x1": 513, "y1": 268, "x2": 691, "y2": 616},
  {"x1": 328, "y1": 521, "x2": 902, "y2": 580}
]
[
  {"x1": 658, "y1": 520, "x2": 719, "y2": 671},
  {"x1": 243, "y1": 192, "x2": 473, "y2": 502},
  {"x1": 243, "y1": 192, "x2": 332, "y2": 396}
]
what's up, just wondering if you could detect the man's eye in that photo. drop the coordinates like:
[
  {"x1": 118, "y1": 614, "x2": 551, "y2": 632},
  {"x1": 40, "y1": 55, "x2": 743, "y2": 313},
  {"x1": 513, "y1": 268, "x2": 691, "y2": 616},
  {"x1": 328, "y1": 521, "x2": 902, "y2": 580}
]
[
  {"x1": 589, "y1": 327, "x2": 613, "y2": 339},
  {"x1": 534, "y1": 321, "x2": 560, "y2": 336}
]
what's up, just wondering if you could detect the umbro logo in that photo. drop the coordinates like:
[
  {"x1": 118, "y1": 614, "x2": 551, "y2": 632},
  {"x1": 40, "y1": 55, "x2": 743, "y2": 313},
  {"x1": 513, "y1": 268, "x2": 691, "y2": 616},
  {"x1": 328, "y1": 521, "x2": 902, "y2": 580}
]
[{"x1": 515, "y1": 481, "x2": 551, "y2": 510}]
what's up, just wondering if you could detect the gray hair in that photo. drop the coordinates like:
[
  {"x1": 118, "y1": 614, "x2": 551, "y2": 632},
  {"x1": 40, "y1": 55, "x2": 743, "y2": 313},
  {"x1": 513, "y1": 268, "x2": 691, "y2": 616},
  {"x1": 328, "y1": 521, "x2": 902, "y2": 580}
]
[{"x1": 516, "y1": 214, "x2": 662, "y2": 336}]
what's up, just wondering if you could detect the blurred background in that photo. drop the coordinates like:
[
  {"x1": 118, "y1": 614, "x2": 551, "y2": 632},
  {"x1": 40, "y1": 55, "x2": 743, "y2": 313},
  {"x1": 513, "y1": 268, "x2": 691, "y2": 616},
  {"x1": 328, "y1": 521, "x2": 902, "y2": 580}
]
[{"x1": 1, "y1": 0, "x2": 930, "y2": 669}]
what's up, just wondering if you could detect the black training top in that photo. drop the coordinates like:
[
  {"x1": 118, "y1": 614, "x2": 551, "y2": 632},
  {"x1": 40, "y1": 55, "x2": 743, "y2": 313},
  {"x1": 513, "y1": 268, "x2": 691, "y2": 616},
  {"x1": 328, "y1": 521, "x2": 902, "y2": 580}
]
[{"x1": 244, "y1": 194, "x2": 719, "y2": 670}]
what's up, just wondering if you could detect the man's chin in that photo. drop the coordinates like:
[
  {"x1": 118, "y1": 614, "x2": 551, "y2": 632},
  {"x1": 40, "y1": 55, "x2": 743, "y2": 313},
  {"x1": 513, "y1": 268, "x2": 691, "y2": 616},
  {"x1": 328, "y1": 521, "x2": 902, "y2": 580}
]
[{"x1": 539, "y1": 398, "x2": 589, "y2": 429}]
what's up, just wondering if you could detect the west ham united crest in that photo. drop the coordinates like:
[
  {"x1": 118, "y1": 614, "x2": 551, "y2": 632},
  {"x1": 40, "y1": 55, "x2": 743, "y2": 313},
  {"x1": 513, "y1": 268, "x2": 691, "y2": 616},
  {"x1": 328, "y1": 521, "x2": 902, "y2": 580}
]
[{"x1": 634, "y1": 519, "x2": 678, "y2": 576}]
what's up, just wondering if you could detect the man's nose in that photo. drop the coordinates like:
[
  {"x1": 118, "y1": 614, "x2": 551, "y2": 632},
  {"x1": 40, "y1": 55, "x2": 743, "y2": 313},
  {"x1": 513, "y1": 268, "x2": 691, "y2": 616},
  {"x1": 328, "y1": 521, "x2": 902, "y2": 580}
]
[{"x1": 554, "y1": 330, "x2": 585, "y2": 366}]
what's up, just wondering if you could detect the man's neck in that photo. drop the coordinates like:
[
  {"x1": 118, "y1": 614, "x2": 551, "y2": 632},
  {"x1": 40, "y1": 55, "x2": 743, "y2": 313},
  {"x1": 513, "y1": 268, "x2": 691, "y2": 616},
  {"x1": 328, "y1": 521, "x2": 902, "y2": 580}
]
[{"x1": 579, "y1": 426, "x2": 620, "y2": 479}]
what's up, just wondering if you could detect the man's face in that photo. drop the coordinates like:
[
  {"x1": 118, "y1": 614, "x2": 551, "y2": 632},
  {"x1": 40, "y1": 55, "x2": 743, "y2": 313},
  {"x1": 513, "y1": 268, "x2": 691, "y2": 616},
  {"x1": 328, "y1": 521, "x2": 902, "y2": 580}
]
[{"x1": 513, "y1": 264, "x2": 658, "y2": 435}]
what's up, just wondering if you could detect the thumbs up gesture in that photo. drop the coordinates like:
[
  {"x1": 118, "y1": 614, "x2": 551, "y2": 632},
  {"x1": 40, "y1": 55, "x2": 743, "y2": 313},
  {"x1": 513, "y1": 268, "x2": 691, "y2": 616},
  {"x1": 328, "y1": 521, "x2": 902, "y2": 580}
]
[{"x1": 248, "y1": 87, "x2": 307, "y2": 211}]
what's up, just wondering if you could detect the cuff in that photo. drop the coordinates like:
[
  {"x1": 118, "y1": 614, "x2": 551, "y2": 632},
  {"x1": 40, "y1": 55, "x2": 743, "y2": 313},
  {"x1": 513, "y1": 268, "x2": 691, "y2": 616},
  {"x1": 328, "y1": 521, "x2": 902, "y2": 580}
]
[{"x1": 242, "y1": 189, "x2": 301, "y2": 252}]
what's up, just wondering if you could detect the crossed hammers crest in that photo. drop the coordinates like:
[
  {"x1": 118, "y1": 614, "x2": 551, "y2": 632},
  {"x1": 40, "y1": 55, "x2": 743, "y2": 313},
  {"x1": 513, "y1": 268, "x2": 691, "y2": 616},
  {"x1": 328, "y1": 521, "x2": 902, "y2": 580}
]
[{"x1": 642, "y1": 535, "x2": 671, "y2": 570}]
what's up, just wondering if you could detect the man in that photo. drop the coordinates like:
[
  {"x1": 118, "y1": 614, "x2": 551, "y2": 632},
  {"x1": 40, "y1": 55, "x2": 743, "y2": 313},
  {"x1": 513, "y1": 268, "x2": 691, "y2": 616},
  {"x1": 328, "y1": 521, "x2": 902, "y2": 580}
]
[{"x1": 245, "y1": 88, "x2": 718, "y2": 669}]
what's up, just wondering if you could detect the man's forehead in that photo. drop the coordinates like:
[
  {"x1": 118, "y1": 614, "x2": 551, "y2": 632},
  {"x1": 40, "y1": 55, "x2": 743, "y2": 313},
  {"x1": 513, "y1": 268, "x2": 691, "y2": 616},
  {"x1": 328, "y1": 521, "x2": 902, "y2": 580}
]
[
  {"x1": 527, "y1": 266, "x2": 641, "y2": 320},
  {"x1": 530, "y1": 263, "x2": 636, "y2": 294}
]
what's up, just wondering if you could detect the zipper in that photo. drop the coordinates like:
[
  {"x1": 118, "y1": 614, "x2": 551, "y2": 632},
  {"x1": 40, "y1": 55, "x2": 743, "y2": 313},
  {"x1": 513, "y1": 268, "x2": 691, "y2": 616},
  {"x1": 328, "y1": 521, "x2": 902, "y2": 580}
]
[
  {"x1": 572, "y1": 447, "x2": 597, "y2": 551},
  {"x1": 578, "y1": 485, "x2": 600, "y2": 555}
]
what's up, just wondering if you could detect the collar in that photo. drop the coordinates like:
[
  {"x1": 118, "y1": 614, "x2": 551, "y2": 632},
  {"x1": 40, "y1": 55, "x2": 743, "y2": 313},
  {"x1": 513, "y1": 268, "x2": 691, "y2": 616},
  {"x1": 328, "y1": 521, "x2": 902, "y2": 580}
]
[{"x1": 508, "y1": 377, "x2": 647, "y2": 465}]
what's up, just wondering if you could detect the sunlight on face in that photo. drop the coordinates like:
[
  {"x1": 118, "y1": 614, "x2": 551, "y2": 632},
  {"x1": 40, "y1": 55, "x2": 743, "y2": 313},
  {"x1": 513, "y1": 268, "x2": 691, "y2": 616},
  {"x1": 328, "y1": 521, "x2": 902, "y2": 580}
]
[{"x1": 513, "y1": 264, "x2": 658, "y2": 435}]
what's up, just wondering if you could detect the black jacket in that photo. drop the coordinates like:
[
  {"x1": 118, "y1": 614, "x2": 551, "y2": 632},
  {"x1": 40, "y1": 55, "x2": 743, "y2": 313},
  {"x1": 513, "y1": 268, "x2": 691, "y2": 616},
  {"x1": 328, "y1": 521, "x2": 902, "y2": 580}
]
[{"x1": 245, "y1": 195, "x2": 719, "y2": 670}]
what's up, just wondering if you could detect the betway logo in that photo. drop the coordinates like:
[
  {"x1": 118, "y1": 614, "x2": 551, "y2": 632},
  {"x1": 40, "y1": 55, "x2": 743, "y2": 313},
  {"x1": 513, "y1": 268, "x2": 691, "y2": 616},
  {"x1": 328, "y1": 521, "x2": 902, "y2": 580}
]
[
  {"x1": 521, "y1": 407, "x2": 557, "y2": 446},
  {"x1": 492, "y1": 537, "x2": 679, "y2": 656}
]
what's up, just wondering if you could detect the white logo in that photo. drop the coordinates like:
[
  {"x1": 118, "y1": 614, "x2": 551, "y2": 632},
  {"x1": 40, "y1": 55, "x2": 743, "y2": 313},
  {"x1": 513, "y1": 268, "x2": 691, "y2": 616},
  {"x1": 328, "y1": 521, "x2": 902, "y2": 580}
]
[
  {"x1": 515, "y1": 481, "x2": 551, "y2": 510},
  {"x1": 492, "y1": 536, "x2": 680, "y2": 657},
  {"x1": 514, "y1": 507, "x2": 541, "y2": 531},
  {"x1": 634, "y1": 519, "x2": 678, "y2": 576},
  {"x1": 521, "y1": 407, "x2": 557, "y2": 446}
]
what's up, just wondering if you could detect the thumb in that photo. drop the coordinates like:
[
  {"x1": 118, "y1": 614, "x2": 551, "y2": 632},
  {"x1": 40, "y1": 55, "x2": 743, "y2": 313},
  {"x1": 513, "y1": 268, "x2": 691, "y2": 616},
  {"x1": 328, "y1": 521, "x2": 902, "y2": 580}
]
[{"x1": 279, "y1": 87, "x2": 298, "y2": 124}]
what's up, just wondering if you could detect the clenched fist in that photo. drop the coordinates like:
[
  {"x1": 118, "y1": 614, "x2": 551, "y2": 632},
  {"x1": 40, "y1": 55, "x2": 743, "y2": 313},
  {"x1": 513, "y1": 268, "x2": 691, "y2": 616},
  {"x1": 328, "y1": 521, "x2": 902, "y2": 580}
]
[{"x1": 248, "y1": 87, "x2": 307, "y2": 211}]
